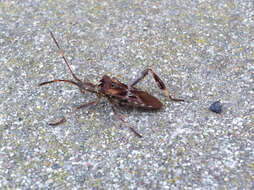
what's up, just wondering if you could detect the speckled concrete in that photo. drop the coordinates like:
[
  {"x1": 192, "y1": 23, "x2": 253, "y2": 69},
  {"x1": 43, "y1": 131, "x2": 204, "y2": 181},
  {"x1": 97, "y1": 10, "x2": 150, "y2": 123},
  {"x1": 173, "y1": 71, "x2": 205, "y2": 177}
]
[{"x1": 0, "y1": 0, "x2": 253, "y2": 189}]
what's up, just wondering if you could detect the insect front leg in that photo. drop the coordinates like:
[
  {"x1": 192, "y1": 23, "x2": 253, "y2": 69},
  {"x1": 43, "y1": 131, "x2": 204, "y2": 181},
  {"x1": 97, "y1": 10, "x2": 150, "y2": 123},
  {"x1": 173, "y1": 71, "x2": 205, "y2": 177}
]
[
  {"x1": 131, "y1": 68, "x2": 184, "y2": 102},
  {"x1": 49, "y1": 97, "x2": 101, "y2": 126}
]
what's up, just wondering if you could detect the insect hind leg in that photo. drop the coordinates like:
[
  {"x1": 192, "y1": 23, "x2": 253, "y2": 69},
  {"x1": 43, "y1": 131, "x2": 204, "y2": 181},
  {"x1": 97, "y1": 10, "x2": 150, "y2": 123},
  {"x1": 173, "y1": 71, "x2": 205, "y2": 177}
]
[{"x1": 131, "y1": 68, "x2": 184, "y2": 102}]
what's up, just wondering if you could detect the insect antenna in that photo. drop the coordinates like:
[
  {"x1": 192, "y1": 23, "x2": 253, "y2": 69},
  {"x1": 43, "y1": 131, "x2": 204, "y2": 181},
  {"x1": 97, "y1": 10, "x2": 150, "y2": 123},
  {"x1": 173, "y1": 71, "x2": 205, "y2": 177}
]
[{"x1": 50, "y1": 31, "x2": 81, "y2": 83}]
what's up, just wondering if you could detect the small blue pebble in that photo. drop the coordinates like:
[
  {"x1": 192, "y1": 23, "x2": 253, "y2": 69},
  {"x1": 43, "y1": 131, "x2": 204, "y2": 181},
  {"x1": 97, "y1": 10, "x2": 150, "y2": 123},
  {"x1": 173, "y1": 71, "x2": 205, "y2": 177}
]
[
  {"x1": 53, "y1": 163, "x2": 61, "y2": 169},
  {"x1": 209, "y1": 101, "x2": 222, "y2": 113}
]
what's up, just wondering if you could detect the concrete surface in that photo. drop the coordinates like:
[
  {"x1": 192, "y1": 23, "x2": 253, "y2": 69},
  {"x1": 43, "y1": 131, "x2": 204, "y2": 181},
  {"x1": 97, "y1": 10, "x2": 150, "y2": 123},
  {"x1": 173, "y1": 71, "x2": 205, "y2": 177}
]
[{"x1": 0, "y1": 0, "x2": 253, "y2": 189}]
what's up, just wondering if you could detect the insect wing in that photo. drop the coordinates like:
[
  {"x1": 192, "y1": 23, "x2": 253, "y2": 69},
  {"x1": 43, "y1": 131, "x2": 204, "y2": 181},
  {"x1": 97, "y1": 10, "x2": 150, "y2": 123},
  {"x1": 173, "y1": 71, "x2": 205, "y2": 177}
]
[
  {"x1": 106, "y1": 87, "x2": 163, "y2": 109},
  {"x1": 131, "y1": 90, "x2": 163, "y2": 109}
]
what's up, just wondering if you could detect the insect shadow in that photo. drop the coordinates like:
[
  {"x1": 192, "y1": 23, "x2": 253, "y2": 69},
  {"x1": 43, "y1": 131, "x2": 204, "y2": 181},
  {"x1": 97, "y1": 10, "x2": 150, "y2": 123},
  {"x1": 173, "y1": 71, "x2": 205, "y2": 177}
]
[{"x1": 39, "y1": 32, "x2": 184, "y2": 138}]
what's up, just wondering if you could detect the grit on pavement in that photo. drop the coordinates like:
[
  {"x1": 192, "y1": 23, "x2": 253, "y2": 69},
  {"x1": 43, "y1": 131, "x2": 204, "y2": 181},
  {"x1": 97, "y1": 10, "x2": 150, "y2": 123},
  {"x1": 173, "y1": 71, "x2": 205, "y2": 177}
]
[{"x1": 0, "y1": 1, "x2": 253, "y2": 189}]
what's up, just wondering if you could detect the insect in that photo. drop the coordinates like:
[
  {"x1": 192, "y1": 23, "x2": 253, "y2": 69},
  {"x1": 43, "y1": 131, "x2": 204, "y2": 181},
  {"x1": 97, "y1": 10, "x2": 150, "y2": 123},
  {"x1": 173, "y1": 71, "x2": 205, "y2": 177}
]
[{"x1": 39, "y1": 32, "x2": 184, "y2": 138}]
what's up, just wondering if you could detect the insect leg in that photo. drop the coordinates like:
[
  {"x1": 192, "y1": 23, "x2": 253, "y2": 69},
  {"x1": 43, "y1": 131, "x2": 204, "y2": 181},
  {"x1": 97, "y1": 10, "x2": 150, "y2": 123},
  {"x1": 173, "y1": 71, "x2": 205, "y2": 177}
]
[
  {"x1": 131, "y1": 68, "x2": 184, "y2": 102},
  {"x1": 49, "y1": 97, "x2": 101, "y2": 126},
  {"x1": 108, "y1": 98, "x2": 142, "y2": 138}
]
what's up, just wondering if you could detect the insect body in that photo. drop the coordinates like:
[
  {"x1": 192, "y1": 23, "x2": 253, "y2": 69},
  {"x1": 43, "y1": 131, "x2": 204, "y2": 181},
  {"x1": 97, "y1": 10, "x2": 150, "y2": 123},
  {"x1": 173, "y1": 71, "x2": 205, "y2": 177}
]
[{"x1": 40, "y1": 32, "x2": 184, "y2": 138}]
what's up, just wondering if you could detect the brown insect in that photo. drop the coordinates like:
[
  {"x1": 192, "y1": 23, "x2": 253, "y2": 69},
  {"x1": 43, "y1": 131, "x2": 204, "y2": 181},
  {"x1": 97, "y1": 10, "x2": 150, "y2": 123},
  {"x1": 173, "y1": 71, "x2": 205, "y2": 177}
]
[{"x1": 39, "y1": 32, "x2": 184, "y2": 138}]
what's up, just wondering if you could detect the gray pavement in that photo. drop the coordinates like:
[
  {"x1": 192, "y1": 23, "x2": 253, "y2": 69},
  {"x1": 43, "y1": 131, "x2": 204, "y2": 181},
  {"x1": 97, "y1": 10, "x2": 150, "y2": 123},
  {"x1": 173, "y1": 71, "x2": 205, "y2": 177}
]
[{"x1": 0, "y1": 0, "x2": 253, "y2": 189}]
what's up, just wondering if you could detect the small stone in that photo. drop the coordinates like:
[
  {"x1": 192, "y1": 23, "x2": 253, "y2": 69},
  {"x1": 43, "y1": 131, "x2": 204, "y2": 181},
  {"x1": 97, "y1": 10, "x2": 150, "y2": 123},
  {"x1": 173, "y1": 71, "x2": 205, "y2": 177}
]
[
  {"x1": 209, "y1": 101, "x2": 223, "y2": 114},
  {"x1": 52, "y1": 163, "x2": 60, "y2": 170}
]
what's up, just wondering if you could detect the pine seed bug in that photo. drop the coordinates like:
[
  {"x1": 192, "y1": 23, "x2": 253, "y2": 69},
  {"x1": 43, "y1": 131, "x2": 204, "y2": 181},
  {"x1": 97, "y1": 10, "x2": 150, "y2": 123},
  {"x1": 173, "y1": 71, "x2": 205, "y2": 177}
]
[{"x1": 39, "y1": 32, "x2": 184, "y2": 138}]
